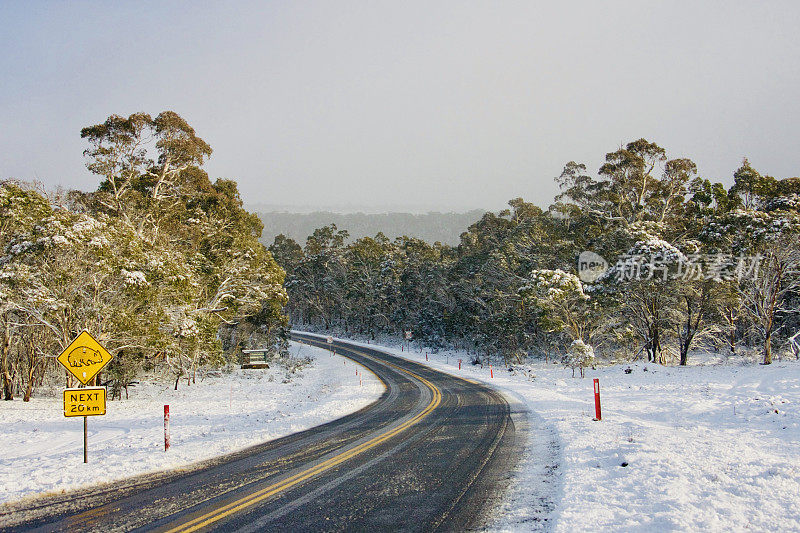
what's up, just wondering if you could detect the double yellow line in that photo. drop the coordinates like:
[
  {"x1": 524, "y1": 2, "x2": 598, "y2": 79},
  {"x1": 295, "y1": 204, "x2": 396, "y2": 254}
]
[{"x1": 165, "y1": 347, "x2": 441, "y2": 533}]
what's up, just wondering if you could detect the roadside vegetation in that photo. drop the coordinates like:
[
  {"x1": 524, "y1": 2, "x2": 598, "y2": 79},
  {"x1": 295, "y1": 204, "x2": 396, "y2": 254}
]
[
  {"x1": 3, "y1": 131, "x2": 798, "y2": 401},
  {"x1": 271, "y1": 139, "x2": 800, "y2": 369},
  {"x1": 0, "y1": 112, "x2": 288, "y2": 401}
]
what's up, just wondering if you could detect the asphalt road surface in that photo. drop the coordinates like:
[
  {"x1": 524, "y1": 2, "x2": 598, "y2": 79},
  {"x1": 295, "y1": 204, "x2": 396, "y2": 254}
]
[{"x1": 1, "y1": 333, "x2": 523, "y2": 532}]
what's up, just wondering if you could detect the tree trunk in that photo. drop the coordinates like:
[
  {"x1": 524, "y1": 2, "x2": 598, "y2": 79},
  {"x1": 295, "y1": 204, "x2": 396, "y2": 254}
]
[
  {"x1": 764, "y1": 331, "x2": 773, "y2": 365},
  {"x1": 2, "y1": 369, "x2": 14, "y2": 400},
  {"x1": 23, "y1": 339, "x2": 38, "y2": 402},
  {"x1": 23, "y1": 375, "x2": 34, "y2": 402},
  {"x1": 679, "y1": 334, "x2": 692, "y2": 366},
  {"x1": 2, "y1": 326, "x2": 14, "y2": 400}
]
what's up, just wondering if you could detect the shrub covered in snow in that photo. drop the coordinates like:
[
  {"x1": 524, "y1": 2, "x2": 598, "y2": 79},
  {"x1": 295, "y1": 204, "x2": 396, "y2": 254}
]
[{"x1": 563, "y1": 339, "x2": 596, "y2": 377}]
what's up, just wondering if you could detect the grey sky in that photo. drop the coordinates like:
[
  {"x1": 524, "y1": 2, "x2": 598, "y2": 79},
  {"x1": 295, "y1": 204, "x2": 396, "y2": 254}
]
[{"x1": 2, "y1": 1, "x2": 799, "y2": 212}]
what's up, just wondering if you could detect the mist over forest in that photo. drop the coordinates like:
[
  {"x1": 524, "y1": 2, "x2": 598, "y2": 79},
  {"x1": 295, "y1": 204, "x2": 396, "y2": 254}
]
[{"x1": 257, "y1": 210, "x2": 485, "y2": 247}]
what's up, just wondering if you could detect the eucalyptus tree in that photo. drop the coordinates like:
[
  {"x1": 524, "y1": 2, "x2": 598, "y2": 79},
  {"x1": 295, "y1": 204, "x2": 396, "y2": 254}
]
[
  {"x1": 288, "y1": 224, "x2": 349, "y2": 328},
  {"x1": 273, "y1": 138, "x2": 798, "y2": 368},
  {"x1": 599, "y1": 138, "x2": 668, "y2": 225},
  {"x1": 80, "y1": 111, "x2": 212, "y2": 238},
  {"x1": 80, "y1": 113, "x2": 153, "y2": 222},
  {"x1": 0, "y1": 182, "x2": 55, "y2": 398},
  {"x1": 269, "y1": 234, "x2": 304, "y2": 273},
  {"x1": 671, "y1": 274, "x2": 725, "y2": 366},
  {"x1": 598, "y1": 235, "x2": 688, "y2": 364},
  {"x1": 1, "y1": 205, "x2": 163, "y2": 396},
  {"x1": 520, "y1": 269, "x2": 593, "y2": 343},
  {"x1": 396, "y1": 237, "x2": 454, "y2": 346},
  {"x1": 739, "y1": 234, "x2": 800, "y2": 364},
  {"x1": 343, "y1": 234, "x2": 400, "y2": 336},
  {"x1": 1, "y1": 112, "x2": 289, "y2": 399},
  {"x1": 700, "y1": 163, "x2": 800, "y2": 364}
]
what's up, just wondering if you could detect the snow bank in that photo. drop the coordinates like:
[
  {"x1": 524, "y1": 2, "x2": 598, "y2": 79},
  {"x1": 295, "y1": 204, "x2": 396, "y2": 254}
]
[
  {"x1": 342, "y1": 338, "x2": 800, "y2": 532},
  {"x1": 0, "y1": 342, "x2": 383, "y2": 505}
]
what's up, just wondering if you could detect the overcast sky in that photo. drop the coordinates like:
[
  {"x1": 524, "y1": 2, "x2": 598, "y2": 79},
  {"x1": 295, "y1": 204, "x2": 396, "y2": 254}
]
[{"x1": 2, "y1": 2, "x2": 799, "y2": 212}]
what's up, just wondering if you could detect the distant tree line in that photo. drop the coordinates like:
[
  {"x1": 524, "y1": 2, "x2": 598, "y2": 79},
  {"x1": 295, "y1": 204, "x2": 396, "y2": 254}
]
[
  {"x1": 1, "y1": 112, "x2": 288, "y2": 400},
  {"x1": 271, "y1": 139, "x2": 800, "y2": 370},
  {"x1": 258, "y1": 210, "x2": 485, "y2": 247}
]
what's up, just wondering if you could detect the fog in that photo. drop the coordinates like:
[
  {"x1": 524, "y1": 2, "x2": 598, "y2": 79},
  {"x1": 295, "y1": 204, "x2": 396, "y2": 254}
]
[{"x1": 2, "y1": 1, "x2": 799, "y2": 211}]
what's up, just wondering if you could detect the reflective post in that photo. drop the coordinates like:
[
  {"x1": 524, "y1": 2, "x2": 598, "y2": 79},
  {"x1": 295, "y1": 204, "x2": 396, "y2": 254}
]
[
  {"x1": 164, "y1": 405, "x2": 171, "y2": 451},
  {"x1": 593, "y1": 379, "x2": 602, "y2": 421}
]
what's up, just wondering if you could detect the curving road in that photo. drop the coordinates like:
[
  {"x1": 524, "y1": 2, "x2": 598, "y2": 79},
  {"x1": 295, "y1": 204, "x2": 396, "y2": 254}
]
[{"x1": 1, "y1": 333, "x2": 522, "y2": 532}]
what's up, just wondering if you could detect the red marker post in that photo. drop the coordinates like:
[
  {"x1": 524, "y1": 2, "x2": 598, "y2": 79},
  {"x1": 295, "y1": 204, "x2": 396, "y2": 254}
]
[
  {"x1": 164, "y1": 405, "x2": 170, "y2": 451},
  {"x1": 593, "y1": 379, "x2": 602, "y2": 421},
  {"x1": 458, "y1": 359, "x2": 461, "y2": 370},
  {"x1": 490, "y1": 364, "x2": 493, "y2": 378}
]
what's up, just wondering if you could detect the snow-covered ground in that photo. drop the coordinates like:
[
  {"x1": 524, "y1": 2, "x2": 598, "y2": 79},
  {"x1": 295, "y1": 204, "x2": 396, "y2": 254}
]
[
  {"x1": 340, "y1": 337, "x2": 800, "y2": 532},
  {"x1": 0, "y1": 342, "x2": 383, "y2": 506},
  {"x1": 4, "y1": 332, "x2": 798, "y2": 532}
]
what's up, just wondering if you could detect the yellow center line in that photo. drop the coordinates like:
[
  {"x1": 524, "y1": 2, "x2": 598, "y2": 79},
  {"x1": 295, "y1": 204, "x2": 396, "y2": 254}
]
[{"x1": 165, "y1": 344, "x2": 441, "y2": 533}]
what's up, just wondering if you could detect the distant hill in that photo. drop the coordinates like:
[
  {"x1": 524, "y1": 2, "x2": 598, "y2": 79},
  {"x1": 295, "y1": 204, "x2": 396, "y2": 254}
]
[{"x1": 257, "y1": 210, "x2": 485, "y2": 246}]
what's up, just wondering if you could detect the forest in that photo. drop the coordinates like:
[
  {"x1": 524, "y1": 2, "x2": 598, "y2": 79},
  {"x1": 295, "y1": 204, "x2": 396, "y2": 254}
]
[
  {"x1": 3, "y1": 128, "x2": 799, "y2": 402},
  {"x1": 270, "y1": 139, "x2": 800, "y2": 373},
  {"x1": 0, "y1": 112, "x2": 288, "y2": 401}
]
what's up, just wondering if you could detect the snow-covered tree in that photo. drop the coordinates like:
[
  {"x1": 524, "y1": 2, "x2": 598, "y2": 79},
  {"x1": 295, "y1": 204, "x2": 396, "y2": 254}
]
[
  {"x1": 520, "y1": 269, "x2": 593, "y2": 342},
  {"x1": 738, "y1": 234, "x2": 800, "y2": 364},
  {"x1": 601, "y1": 237, "x2": 687, "y2": 364},
  {"x1": 0, "y1": 112, "x2": 290, "y2": 399},
  {"x1": 563, "y1": 339, "x2": 596, "y2": 378}
]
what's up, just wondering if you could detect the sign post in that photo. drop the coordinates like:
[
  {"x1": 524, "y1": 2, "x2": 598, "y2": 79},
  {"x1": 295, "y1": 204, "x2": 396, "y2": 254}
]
[
  {"x1": 57, "y1": 331, "x2": 113, "y2": 463},
  {"x1": 63, "y1": 387, "x2": 107, "y2": 463},
  {"x1": 404, "y1": 331, "x2": 412, "y2": 352}
]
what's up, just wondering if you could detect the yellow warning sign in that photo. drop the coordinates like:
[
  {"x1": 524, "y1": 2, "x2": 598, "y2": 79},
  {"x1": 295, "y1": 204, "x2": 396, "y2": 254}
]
[
  {"x1": 63, "y1": 387, "x2": 106, "y2": 417},
  {"x1": 57, "y1": 331, "x2": 113, "y2": 385}
]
